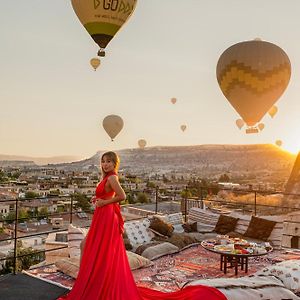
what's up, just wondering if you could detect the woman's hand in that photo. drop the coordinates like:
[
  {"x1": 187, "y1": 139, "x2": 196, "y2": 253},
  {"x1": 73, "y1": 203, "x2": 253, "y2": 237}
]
[
  {"x1": 91, "y1": 196, "x2": 97, "y2": 204},
  {"x1": 95, "y1": 199, "x2": 107, "y2": 207}
]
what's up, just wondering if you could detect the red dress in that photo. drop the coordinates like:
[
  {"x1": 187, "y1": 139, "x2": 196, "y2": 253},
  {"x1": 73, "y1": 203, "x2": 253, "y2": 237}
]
[{"x1": 58, "y1": 172, "x2": 227, "y2": 300}]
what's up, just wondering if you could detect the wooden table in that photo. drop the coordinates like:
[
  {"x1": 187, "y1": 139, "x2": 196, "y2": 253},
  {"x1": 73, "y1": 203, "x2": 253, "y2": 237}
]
[{"x1": 201, "y1": 240, "x2": 272, "y2": 276}]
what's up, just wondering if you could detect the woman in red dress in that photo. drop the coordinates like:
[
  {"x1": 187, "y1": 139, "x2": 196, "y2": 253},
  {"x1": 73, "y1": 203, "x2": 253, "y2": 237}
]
[{"x1": 58, "y1": 151, "x2": 227, "y2": 300}]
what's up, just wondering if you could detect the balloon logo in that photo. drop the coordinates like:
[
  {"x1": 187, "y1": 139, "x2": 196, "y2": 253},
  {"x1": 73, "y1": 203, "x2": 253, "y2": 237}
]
[
  {"x1": 90, "y1": 57, "x2": 100, "y2": 71},
  {"x1": 180, "y1": 125, "x2": 187, "y2": 132},
  {"x1": 71, "y1": 0, "x2": 138, "y2": 56},
  {"x1": 258, "y1": 123, "x2": 265, "y2": 131},
  {"x1": 275, "y1": 140, "x2": 282, "y2": 147},
  {"x1": 268, "y1": 105, "x2": 278, "y2": 118},
  {"x1": 138, "y1": 139, "x2": 147, "y2": 149},
  {"x1": 236, "y1": 119, "x2": 245, "y2": 130},
  {"x1": 217, "y1": 39, "x2": 291, "y2": 129},
  {"x1": 102, "y1": 115, "x2": 124, "y2": 141},
  {"x1": 171, "y1": 98, "x2": 177, "y2": 104}
]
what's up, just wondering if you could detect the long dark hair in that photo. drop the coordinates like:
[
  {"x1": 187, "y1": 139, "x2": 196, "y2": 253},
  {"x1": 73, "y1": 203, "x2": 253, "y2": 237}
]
[{"x1": 101, "y1": 151, "x2": 120, "y2": 178}]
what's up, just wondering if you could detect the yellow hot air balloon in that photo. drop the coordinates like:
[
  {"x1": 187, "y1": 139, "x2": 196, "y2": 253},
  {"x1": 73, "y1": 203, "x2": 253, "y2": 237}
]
[
  {"x1": 275, "y1": 140, "x2": 282, "y2": 147},
  {"x1": 235, "y1": 119, "x2": 245, "y2": 130},
  {"x1": 102, "y1": 115, "x2": 124, "y2": 141},
  {"x1": 90, "y1": 57, "x2": 100, "y2": 71},
  {"x1": 217, "y1": 39, "x2": 291, "y2": 130},
  {"x1": 258, "y1": 123, "x2": 265, "y2": 131},
  {"x1": 180, "y1": 125, "x2": 187, "y2": 132},
  {"x1": 171, "y1": 98, "x2": 177, "y2": 104},
  {"x1": 138, "y1": 139, "x2": 146, "y2": 149},
  {"x1": 268, "y1": 105, "x2": 278, "y2": 118},
  {"x1": 71, "y1": 0, "x2": 138, "y2": 56}
]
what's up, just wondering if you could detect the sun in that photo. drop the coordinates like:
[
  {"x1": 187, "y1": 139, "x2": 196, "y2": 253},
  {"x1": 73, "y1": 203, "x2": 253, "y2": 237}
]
[{"x1": 281, "y1": 139, "x2": 300, "y2": 154}]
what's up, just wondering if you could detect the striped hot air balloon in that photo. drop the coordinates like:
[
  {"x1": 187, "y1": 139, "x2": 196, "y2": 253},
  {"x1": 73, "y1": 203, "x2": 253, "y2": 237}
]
[
  {"x1": 71, "y1": 0, "x2": 138, "y2": 56},
  {"x1": 217, "y1": 39, "x2": 291, "y2": 129}
]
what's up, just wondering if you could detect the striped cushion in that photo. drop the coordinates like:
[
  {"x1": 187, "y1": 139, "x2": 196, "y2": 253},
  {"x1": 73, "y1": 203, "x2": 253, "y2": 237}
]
[{"x1": 68, "y1": 224, "x2": 88, "y2": 259}]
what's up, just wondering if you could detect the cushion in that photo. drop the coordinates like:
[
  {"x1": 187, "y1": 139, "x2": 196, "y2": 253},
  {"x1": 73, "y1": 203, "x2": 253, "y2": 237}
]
[
  {"x1": 164, "y1": 233, "x2": 198, "y2": 250},
  {"x1": 244, "y1": 216, "x2": 276, "y2": 241},
  {"x1": 68, "y1": 224, "x2": 88, "y2": 259},
  {"x1": 140, "y1": 242, "x2": 179, "y2": 260},
  {"x1": 123, "y1": 231, "x2": 133, "y2": 251},
  {"x1": 183, "y1": 275, "x2": 300, "y2": 300},
  {"x1": 173, "y1": 224, "x2": 185, "y2": 234},
  {"x1": 182, "y1": 222, "x2": 198, "y2": 233},
  {"x1": 149, "y1": 217, "x2": 174, "y2": 237},
  {"x1": 126, "y1": 251, "x2": 153, "y2": 270},
  {"x1": 55, "y1": 257, "x2": 80, "y2": 278},
  {"x1": 167, "y1": 212, "x2": 184, "y2": 225},
  {"x1": 255, "y1": 259, "x2": 300, "y2": 292},
  {"x1": 135, "y1": 242, "x2": 161, "y2": 256},
  {"x1": 124, "y1": 219, "x2": 155, "y2": 248},
  {"x1": 214, "y1": 214, "x2": 239, "y2": 234}
]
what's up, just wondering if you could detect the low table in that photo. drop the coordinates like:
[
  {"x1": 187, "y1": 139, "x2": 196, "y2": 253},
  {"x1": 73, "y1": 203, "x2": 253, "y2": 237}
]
[{"x1": 201, "y1": 240, "x2": 272, "y2": 276}]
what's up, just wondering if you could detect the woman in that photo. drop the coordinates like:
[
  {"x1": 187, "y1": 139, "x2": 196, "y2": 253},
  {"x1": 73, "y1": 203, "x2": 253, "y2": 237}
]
[{"x1": 58, "y1": 151, "x2": 227, "y2": 300}]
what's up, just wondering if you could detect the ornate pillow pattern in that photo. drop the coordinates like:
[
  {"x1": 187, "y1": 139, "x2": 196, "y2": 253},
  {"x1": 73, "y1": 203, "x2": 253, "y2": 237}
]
[{"x1": 255, "y1": 259, "x2": 300, "y2": 293}]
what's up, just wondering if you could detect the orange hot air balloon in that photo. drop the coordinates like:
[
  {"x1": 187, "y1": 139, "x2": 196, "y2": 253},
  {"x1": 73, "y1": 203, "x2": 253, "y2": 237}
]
[
  {"x1": 102, "y1": 115, "x2": 124, "y2": 141},
  {"x1": 268, "y1": 105, "x2": 278, "y2": 118},
  {"x1": 90, "y1": 57, "x2": 100, "y2": 71},
  {"x1": 275, "y1": 140, "x2": 282, "y2": 147},
  {"x1": 217, "y1": 39, "x2": 291, "y2": 128},
  {"x1": 180, "y1": 125, "x2": 187, "y2": 132},
  {"x1": 138, "y1": 139, "x2": 147, "y2": 149},
  {"x1": 258, "y1": 123, "x2": 265, "y2": 131},
  {"x1": 171, "y1": 98, "x2": 177, "y2": 104},
  {"x1": 236, "y1": 119, "x2": 245, "y2": 130}
]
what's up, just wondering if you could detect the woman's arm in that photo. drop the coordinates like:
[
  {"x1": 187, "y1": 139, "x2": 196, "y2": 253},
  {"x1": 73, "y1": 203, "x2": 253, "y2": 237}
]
[{"x1": 95, "y1": 175, "x2": 126, "y2": 207}]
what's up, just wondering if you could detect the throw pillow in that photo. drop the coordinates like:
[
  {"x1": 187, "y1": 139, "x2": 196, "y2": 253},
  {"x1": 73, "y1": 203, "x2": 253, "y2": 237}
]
[
  {"x1": 149, "y1": 217, "x2": 174, "y2": 237},
  {"x1": 165, "y1": 233, "x2": 198, "y2": 249},
  {"x1": 244, "y1": 216, "x2": 276, "y2": 241},
  {"x1": 126, "y1": 251, "x2": 153, "y2": 270},
  {"x1": 255, "y1": 259, "x2": 300, "y2": 292},
  {"x1": 182, "y1": 222, "x2": 198, "y2": 233},
  {"x1": 55, "y1": 258, "x2": 80, "y2": 278},
  {"x1": 123, "y1": 231, "x2": 133, "y2": 251},
  {"x1": 214, "y1": 215, "x2": 239, "y2": 234},
  {"x1": 135, "y1": 242, "x2": 161, "y2": 256},
  {"x1": 141, "y1": 242, "x2": 179, "y2": 260}
]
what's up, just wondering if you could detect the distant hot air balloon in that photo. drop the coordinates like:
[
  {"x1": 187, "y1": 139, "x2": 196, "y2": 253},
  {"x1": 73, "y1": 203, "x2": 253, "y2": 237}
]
[
  {"x1": 171, "y1": 98, "x2": 177, "y2": 104},
  {"x1": 138, "y1": 139, "x2": 147, "y2": 149},
  {"x1": 102, "y1": 115, "x2": 124, "y2": 141},
  {"x1": 90, "y1": 58, "x2": 100, "y2": 71},
  {"x1": 236, "y1": 119, "x2": 245, "y2": 130},
  {"x1": 275, "y1": 140, "x2": 283, "y2": 147},
  {"x1": 258, "y1": 123, "x2": 265, "y2": 131},
  {"x1": 268, "y1": 105, "x2": 278, "y2": 118},
  {"x1": 180, "y1": 125, "x2": 187, "y2": 132},
  {"x1": 71, "y1": 0, "x2": 138, "y2": 57},
  {"x1": 217, "y1": 39, "x2": 291, "y2": 131}
]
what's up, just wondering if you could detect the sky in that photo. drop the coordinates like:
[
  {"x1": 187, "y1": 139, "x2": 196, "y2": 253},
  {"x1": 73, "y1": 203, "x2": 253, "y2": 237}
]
[{"x1": 1, "y1": 0, "x2": 300, "y2": 158}]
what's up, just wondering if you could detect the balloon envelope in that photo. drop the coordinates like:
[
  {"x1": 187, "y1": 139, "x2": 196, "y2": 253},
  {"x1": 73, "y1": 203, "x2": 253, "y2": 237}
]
[
  {"x1": 235, "y1": 119, "x2": 245, "y2": 130},
  {"x1": 268, "y1": 105, "x2": 278, "y2": 118},
  {"x1": 258, "y1": 123, "x2": 265, "y2": 131},
  {"x1": 217, "y1": 39, "x2": 291, "y2": 127},
  {"x1": 71, "y1": 0, "x2": 138, "y2": 50},
  {"x1": 180, "y1": 125, "x2": 187, "y2": 132},
  {"x1": 102, "y1": 115, "x2": 124, "y2": 141},
  {"x1": 275, "y1": 140, "x2": 282, "y2": 147},
  {"x1": 138, "y1": 139, "x2": 146, "y2": 149},
  {"x1": 90, "y1": 57, "x2": 100, "y2": 70},
  {"x1": 171, "y1": 98, "x2": 177, "y2": 104}
]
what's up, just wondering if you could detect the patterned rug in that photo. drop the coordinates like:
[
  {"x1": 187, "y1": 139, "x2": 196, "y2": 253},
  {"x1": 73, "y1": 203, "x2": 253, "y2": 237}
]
[{"x1": 24, "y1": 245, "x2": 300, "y2": 293}]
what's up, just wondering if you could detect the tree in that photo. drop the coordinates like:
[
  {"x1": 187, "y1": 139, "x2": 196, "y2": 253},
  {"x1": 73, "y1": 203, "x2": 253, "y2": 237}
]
[
  {"x1": 137, "y1": 192, "x2": 149, "y2": 204},
  {"x1": 25, "y1": 191, "x2": 39, "y2": 199},
  {"x1": 180, "y1": 189, "x2": 193, "y2": 199},
  {"x1": 219, "y1": 173, "x2": 230, "y2": 182},
  {"x1": 72, "y1": 193, "x2": 91, "y2": 212},
  {"x1": 37, "y1": 207, "x2": 48, "y2": 220}
]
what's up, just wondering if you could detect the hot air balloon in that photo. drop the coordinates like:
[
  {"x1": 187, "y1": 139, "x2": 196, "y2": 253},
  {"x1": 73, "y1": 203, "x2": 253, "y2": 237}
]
[
  {"x1": 171, "y1": 98, "x2": 177, "y2": 104},
  {"x1": 217, "y1": 39, "x2": 291, "y2": 132},
  {"x1": 180, "y1": 125, "x2": 187, "y2": 132},
  {"x1": 258, "y1": 123, "x2": 265, "y2": 131},
  {"x1": 275, "y1": 140, "x2": 282, "y2": 147},
  {"x1": 268, "y1": 105, "x2": 278, "y2": 118},
  {"x1": 90, "y1": 57, "x2": 100, "y2": 71},
  {"x1": 102, "y1": 115, "x2": 124, "y2": 141},
  {"x1": 71, "y1": 0, "x2": 138, "y2": 57},
  {"x1": 236, "y1": 119, "x2": 245, "y2": 130},
  {"x1": 138, "y1": 139, "x2": 146, "y2": 149}
]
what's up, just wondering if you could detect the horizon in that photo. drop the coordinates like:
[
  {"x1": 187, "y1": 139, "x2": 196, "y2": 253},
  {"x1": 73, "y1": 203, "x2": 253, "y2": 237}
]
[{"x1": 1, "y1": 1, "x2": 300, "y2": 157}]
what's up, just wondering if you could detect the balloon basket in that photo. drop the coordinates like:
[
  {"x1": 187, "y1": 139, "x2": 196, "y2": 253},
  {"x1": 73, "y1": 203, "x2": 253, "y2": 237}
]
[
  {"x1": 246, "y1": 127, "x2": 259, "y2": 134},
  {"x1": 98, "y1": 49, "x2": 106, "y2": 57}
]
